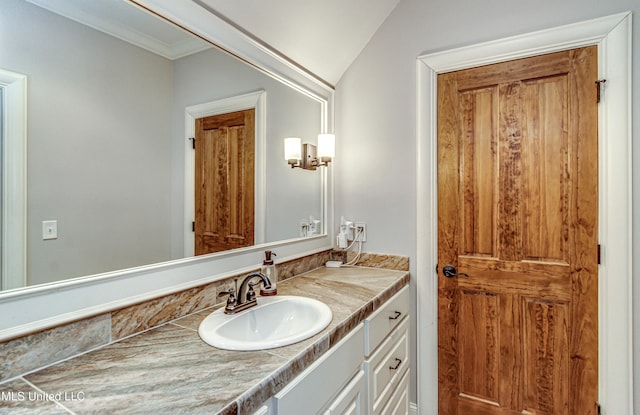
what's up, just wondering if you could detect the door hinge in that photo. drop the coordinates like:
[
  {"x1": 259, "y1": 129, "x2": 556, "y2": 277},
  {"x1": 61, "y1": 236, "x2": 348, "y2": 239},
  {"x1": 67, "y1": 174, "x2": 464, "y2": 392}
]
[
  {"x1": 597, "y1": 244, "x2": 601, "y2": 265},
  {"x1": 597, "y1": 402, "x2": 602, "y2": 415},
  {"x1": 192, "y1": 221, "x2": 195, "y2": 232},
  {"x1": 189, "y1": 137, "x2": 195, "y2": 149},
  {"x1": 596, "y1": 79, "x2": 606, "y2": 103}
]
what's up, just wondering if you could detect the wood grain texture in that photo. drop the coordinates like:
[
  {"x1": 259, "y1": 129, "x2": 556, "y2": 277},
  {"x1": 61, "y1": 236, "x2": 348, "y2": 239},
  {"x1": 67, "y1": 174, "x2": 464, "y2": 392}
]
[
  {"x1": 195, "y1": 109, "x2": 255, "y2": 255},
  {"x1": 460, "y1": 87, "x2": 498, "y2": 257},
  {"x1": 437, "y1": 46, "x2": 598, "y2": 415},
  {"x1": 437, "y1": 70, "x2": 462, "y2": 415}
]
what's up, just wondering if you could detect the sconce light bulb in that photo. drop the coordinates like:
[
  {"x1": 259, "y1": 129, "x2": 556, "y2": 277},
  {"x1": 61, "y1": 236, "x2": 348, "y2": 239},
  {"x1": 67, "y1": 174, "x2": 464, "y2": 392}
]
[
  {"x1": 318, "y1": 133, "x2": 335, "y2": 159},
  {"x1": 284, "y1": 137, "x2": 302, "y2": 162}
]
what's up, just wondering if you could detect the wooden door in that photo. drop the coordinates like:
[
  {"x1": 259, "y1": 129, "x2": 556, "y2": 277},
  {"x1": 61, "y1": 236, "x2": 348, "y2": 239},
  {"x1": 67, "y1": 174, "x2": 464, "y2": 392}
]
[
  {"x1": 194, "y1": 109, "x2": 255, "y2": 255},
  {"x1": 437, "y1": 47, "x2": 598, "y2": 414}
]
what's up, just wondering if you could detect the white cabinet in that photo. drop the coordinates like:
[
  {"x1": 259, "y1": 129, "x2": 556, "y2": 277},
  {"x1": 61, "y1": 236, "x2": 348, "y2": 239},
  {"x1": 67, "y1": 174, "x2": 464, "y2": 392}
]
[
  {"x1": 251, "y1": 404, "x2": 272, "y2": 415},
  {"x1": 379, "y1": 369, "x2": 410, "y2": 415},
  {"x1": 268, "y1": 285, "x2": 410, "y2": 415},
  {"x1": 273, "y1": 324, "x2": 365, "y2": 415},
  {"x1": 363, "y1": 286, "x2": 410, "y2": 415},
  {"x1": 323, "y1": 370, "x2": 366, "y2": 415}
]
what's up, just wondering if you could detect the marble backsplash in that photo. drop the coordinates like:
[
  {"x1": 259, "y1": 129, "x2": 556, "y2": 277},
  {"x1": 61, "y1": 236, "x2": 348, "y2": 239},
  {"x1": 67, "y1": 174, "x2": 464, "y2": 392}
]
[{"x1": 0, "y1": 250, "x2": 408, "y2": 384}]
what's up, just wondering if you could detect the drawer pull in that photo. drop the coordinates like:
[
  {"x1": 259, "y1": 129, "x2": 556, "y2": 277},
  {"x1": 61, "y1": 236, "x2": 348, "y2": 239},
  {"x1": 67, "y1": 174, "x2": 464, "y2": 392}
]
[
  {"x1": 389, "y1": 358, "x2": 402, "y2": 370},
  {"x1": 389, "y1": 311, "x2": 402, "y2": 320}
]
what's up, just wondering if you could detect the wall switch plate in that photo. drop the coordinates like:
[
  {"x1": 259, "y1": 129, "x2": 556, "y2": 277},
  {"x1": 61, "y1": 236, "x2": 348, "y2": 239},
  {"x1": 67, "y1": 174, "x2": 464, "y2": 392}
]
[{"x1": 42, "y1": 220, "x2": 58, "y2": 240}]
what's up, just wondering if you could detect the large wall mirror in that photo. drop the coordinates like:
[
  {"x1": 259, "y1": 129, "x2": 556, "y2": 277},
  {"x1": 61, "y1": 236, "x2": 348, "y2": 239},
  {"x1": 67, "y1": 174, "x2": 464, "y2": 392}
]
[{"x1": 0, "y1": 0, "x2": 330, "y2": 296}]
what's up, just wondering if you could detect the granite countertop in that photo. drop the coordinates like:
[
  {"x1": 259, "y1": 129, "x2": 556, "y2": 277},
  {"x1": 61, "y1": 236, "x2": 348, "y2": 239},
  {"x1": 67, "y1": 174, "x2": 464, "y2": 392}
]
[{"x1": 0, "y1": 266, "x2": 409, "y2": 415}]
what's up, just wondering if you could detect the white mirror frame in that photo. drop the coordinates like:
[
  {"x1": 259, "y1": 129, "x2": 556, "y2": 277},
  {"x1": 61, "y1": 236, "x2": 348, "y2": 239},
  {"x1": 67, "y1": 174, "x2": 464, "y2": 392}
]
[{"x1": 0, "y1": 0, "x2": 335, "y2": 340}]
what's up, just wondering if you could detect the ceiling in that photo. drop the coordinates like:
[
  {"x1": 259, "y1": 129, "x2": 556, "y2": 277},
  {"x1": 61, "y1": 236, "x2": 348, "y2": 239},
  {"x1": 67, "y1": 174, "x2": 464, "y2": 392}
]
[
  {"x1": 197, "y1": 0, "x2": 401, "y2": 86},
  {"x1": 24, "y1": 0, "x2": 400, "y2": 86},
  {"x1": 24, "y1": 0, "x2": 210, "y2": 60}
]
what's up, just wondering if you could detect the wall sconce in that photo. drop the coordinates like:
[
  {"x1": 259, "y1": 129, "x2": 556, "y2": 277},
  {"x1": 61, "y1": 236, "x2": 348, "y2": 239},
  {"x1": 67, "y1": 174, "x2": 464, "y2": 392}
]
[{"x1": 284, "y1": 134, "x2": 335, "y2": 170}]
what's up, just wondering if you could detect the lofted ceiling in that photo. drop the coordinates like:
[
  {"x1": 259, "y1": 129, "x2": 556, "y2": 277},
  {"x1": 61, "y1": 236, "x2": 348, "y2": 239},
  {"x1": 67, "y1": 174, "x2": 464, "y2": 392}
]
[
  {"x1": 25, "y1": 0, "x2": 400, "y2": 86},
  {"x1": 196, "y1": 0, "x2": 401, "y2": 86}
]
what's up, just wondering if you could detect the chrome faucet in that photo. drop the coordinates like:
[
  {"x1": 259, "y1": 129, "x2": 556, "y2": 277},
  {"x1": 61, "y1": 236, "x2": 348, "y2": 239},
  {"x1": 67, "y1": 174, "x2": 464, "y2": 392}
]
[{"x1": 218, "y1": 272, "x2": 274, "y2": 314}]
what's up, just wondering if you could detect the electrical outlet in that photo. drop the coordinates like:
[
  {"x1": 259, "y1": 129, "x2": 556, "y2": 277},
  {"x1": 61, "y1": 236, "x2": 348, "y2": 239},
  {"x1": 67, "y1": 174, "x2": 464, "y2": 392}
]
[{"x1": 354, "y1": 222, "x2": 367, "y2": 242}]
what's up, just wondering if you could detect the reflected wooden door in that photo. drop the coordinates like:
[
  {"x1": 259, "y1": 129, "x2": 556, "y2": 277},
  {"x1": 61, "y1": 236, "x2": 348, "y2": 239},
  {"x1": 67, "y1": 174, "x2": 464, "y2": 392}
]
[
  {"x1": 437, "y1": 47, "x2": 598, "y2": 414},
  {"x1": 194, "y1": 109, "x2": 254, "y2": 255}
]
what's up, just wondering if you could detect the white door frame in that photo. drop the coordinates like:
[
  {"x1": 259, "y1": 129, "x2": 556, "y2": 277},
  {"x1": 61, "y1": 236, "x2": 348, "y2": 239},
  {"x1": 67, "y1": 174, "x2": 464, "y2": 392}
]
[
  {"x1": 184, "y1": 90, "x2": 267, "y2": 257},
  {"x1": 0, "y1": 68, "x2": 27, "y2": 291},
  {"x1": 416, "y1": 12, "x2": 633, "y2": 415}
]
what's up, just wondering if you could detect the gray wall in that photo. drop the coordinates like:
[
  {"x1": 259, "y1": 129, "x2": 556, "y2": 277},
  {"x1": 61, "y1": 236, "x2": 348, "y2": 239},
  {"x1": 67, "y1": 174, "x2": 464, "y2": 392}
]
[
  {"x1": 171, "y1": 47, "x2": 323, "y2": 257},
  {"x1": 0, "y1": 0, "x2": 323, "y2": 287},
  {"x1": 334, "y1": 0, "x2": 639, "y2": 406},
  {"x1": 0, "y1": 0, "x2": 174, "y2": 285}
]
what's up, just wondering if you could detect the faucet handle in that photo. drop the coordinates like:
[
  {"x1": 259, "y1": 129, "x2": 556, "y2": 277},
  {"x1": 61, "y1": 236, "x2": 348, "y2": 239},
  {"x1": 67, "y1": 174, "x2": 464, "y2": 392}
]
[
  {"x1": 246, "y1": 285, "x2": 257, "y2": 302},
  {"x1": 218, "y1": 287, "x2": 235, "y2": 297},
  {"x1": 218, "y1": 288, "x2": 237, "y2": 310}
]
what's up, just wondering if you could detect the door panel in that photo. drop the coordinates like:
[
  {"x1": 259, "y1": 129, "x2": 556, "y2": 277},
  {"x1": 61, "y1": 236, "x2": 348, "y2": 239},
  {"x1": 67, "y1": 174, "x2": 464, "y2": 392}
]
[
  {"x1": 437, "y1": 47, "x2": 598, "y2": 415},
  {"x1": 195, "y1": 109, "x2": 255, "y2": 255},
  {"x1": 522, "y1": 297, "x2": 570, "y2": 415}
]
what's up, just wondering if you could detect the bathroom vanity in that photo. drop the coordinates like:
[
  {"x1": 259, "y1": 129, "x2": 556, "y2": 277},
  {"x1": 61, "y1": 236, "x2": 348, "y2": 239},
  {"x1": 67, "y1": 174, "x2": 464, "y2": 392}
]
[
  {"x1": 0, "y1": 266, "x2": 409, "y2": 414},
  {"x1": 267, "y1": 283, "x2": 410, "y2": 415}
]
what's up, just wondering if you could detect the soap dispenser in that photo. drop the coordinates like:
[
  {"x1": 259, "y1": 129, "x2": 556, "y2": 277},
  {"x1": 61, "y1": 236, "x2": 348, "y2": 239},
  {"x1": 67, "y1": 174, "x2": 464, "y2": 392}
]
[{"x1": 260, "y1": 250, "x2": 277, "y2": 296}]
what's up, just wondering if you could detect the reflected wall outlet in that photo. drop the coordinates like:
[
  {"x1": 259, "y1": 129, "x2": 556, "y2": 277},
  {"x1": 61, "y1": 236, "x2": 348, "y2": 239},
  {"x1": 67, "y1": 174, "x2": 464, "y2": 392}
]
[{"x1": 42, "y1": 220, "x2": 58, "y2": 240}]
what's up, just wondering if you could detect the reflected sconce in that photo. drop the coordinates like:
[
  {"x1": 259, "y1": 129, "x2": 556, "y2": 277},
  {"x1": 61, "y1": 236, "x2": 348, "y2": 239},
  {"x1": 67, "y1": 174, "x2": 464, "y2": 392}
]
[{"x1": 284, "y1": 134, "x2": 335, "y2": 170}]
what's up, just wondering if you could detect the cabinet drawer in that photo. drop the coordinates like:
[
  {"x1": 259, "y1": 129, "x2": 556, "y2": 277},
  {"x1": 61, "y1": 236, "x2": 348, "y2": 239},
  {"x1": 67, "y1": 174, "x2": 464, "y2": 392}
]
[
  {"x1": 364, "y1": 317, "x2": 409, "y2": 415},
  {"x1": 274, "y1": 324, "x2": 364, "y2": 415},
  {"x1": 364, "y1": 286, "x2": 409, "y2": 356},
  {"x1": 251, "y1": 405, "x2": 271, "y2": 415},
  {"x1": 323, "y1": 370, "x2": 366, "y2": 415},
  {"x1": 380, "y1": 369, "x2": 410, "y2": 415}
]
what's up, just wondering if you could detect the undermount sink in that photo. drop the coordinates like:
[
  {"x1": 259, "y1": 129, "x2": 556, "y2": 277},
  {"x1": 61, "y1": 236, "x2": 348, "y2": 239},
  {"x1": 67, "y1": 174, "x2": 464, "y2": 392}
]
[{"x1": 198, "y1": 296, "x2": 332, "y2": 350}]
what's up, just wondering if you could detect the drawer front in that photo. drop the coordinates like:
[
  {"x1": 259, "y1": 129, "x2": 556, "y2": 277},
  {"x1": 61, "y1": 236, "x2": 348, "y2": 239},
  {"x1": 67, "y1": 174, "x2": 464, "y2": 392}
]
[
  {"x1": 251, "y1": 404, "x2": 271, "y2": 415},
  {"x1": 274, "y1": 324, "x2": 364, "y2": 415},
  {"x1": 364, "y1": 286, "x2": 410, "y2": 356},
  {"x1": 364, "y1": 317, "x2": 409, "y2": 415},
  {"x1": 380, "y1": 369, "x2": 410, "y2": 415},
  {"x1": 324, "y1": 370, "x2": 366, "y2": 415}
]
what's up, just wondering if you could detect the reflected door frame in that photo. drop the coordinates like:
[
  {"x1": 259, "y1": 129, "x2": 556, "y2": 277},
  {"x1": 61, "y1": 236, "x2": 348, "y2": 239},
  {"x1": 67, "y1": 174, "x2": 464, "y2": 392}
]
[
  {"x1": 184, "y1": 90, "x2": 266, "y2": 257},
  {"x1": 416, "y1": 12, "x2": 633, "y2": 415},
  {"x1": 0, "y1": 68, "x2": 27, "y2": 290}
]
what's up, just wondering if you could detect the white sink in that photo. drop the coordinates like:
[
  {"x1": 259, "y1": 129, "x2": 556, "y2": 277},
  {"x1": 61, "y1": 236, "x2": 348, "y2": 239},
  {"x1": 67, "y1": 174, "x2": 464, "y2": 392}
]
[{"x1": 198, "y1": 296, "x2": 332, "y2": 350}]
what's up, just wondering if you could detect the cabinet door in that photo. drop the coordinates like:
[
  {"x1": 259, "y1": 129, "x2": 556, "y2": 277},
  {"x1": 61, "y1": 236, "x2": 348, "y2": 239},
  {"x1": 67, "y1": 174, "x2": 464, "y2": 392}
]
[
  {"x1": 274, "y1": 325, "x2": 364, "y2": 415},
  {"x1": 324, "y1": 370, "x2": 366, "y2": 415}
]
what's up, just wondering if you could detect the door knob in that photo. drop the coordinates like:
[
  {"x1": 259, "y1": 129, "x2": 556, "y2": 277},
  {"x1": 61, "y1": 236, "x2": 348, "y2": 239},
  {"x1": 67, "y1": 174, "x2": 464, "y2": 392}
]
[{"x1": 442, "y1": 265, "x2": 469, "y2": 278}]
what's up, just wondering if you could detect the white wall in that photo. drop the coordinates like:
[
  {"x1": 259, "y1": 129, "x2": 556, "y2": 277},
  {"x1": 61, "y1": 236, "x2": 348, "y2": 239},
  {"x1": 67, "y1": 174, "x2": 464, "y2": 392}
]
[{"x1": 335, "y1": 0, "x2": 639, "y2": 407}]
